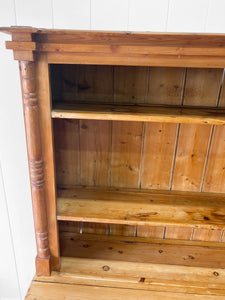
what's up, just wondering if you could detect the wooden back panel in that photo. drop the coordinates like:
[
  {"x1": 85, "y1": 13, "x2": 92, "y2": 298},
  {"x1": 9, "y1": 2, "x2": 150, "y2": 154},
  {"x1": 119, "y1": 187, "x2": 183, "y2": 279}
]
[{"x1": 52, "y1": 64, "x2": 225, "y2": 242}]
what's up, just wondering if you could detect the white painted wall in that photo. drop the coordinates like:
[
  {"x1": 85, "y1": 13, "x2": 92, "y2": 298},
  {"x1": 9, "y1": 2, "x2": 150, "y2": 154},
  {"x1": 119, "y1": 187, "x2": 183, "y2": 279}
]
[{"x1": 1, "y1": 0, "x2": 225, "y2": 299}]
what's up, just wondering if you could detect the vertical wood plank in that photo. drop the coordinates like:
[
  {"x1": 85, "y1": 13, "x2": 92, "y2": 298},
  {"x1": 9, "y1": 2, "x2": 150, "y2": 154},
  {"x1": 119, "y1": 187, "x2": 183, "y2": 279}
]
[
  {"x1": 172, "y1": 68, "x2": 223, "y2": 241},
  {"x1": 110, "y1": 121, "x2": 143, "y2": 188},
  {"x1": 172, "y1": 124, "x2": 212, "y2": 191},
  {"x1": 182, "y1": 68, "x2": 223, "y2": 107},
  {"x1": 110, "y1": 224, "x2": 136, "y2": 237},
  {"x1": 53, "y1": 119, "x2": 80, "y2": 186},
  {"x1": 173, "y1": 69, "x2": 222, "y2": 192},
  {"x1": 78, "y1": 65, "x2": 113, "y2": 235},
  {"x1": 143, "y1": 67, "x2": 185, "y2": 190},
  {"x1": 141, "y1": 123, "x2": 178, "y2": 190},
  {"x1": 204, "y1": 76, "x2": 225, "y2": 197},
  {"x1": 114, "y1": 66, "x2": 149, "y2": 103},
  {"x1": 112, "y1": 66, "x2": 148, "y2": 236},
  {"x1": 60, "y1": 64, "x2": 78, "y2": 102},
  {"x1": 77, "y1": 65, "x2": 113, "y2": 102},
  {"x1": 110, "y1": 121, "x2": 142, "y2": 236},
  {"x1": 165, "y1": 227, "x2": 193, "y2": 240},
  {"x1": 137, "y1": 226, "x2": 164, "y2": 239},
  {"x1": 192, "y1": 229, "x2": 222, "y2": 242},
  {"x1": 148, "y1": 67, "x2": 186, "y2": 105},
  {"x1": 80, "y1": 120, "x2": 111, "y2": 186},
  {"x1": 82, "y1": 222, "x2": 109, "y2": 235},
  {"x1": 139, "y1": 67, "x2": 185, "y2": 239},
  {"x1": 58, "y1": 221, "x2": 81, "y2": 234},
  {"x1": 203, "y1": 126, "x2": 225, "y2": 193}
]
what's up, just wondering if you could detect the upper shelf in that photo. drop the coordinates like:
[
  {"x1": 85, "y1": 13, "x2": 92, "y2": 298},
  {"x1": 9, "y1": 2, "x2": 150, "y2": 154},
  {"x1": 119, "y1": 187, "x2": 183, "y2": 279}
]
[
  {"x1": 52, "y1": 103, "x2": 225, "y2": 125},
  {"x1": 57, "y1": 186, "x2": 225, "y2": 229}
]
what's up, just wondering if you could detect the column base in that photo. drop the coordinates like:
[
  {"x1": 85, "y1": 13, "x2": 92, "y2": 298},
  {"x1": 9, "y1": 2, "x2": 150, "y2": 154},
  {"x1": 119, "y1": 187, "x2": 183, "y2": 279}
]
[{"x1": 36, "y1": 255, "x2": 51, "y2": 276}]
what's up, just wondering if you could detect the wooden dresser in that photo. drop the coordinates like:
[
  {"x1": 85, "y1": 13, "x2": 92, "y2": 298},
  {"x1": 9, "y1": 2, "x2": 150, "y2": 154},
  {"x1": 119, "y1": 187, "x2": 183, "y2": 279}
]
[{"x1": 2, "y1": 27, "x2": 225, "y2": 299}]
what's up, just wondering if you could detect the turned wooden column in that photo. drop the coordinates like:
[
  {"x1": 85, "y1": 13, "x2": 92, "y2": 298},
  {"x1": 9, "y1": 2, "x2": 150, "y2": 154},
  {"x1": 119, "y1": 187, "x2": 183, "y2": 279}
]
[{"x1": 19, "y1": 61, "x2": 51, "y2": 276}]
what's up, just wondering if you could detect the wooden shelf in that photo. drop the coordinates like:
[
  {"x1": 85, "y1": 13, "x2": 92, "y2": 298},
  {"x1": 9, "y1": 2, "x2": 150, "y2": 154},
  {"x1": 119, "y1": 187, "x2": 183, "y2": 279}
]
[
  {"x1": 59, "y1": 233, "x2": 225, "y2": 268},
  {"x1": 56, "y1": 187, "x2": 225, "y2": 229},
  {"x1": 28, "y1": 234, "x2": 225, "y2": 299},
  {"x1": 52, "y1": 103, "x2": 225, "y2": 125}
]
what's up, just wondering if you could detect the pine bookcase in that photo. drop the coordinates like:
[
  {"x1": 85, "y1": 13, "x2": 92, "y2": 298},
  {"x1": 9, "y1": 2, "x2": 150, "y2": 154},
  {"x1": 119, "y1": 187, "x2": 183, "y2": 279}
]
[{"x1": 2, "y1": 27, "x2": 225, "y2": 298}]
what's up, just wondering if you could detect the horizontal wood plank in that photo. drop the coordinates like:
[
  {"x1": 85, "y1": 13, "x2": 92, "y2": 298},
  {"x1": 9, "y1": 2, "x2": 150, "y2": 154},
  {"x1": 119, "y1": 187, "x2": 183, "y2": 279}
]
[
  {"x1": 26, "y1": 280, "x2": 225, "y2": 299},
  {"x1": 59, "y1": 233, "x2": 225, "y2": 268},
  {"x1": 37, "y1": 42, "x2": 225, "y2": 57},
  {"x1": 33, "y1": 256, "x2": 225, "y2": 296},
  {"x1": 57, "y1": 186, "x2": 225, "y2": 229},
  {"x1": 3, "y1": 27, "x2": 225, "y2": 67},
  {"x1": 52, "y1": 103, "x2": 225, "y2": 125}
]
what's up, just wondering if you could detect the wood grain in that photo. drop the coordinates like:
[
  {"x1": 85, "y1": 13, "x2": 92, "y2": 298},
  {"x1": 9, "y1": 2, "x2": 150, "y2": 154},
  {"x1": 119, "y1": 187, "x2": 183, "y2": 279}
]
[
  {"x1": 82, "y1": 222, "x2": 109, "y2": 235},
  {"x1": 172, "y1": 68, "x2": 223, "y2": 241},
  {"x1": 110, "y1": 121, "x2": 143, "y2": 188},
  {"x1": 172, "y1": 124, "x2": 212, "y2": 191},
  {"x1": 110, "y1": 224, "x2": 136, "y2": 237},
  {"x1": 183, "y1": 69, "x2": 223, "y2": 107},
  {"x1": 114, "y1": 66, "x2": 149, "y2": 103},
  {"x1": 203, "y1": 126, "x2": 225, "y2": 193},
  {"x1": 20, "y1": 60, "x2": 50, "y2": 275},
  {"x1": 77, "y1": 65, "x2": 113, "y2": 102},
  {"x1": 192, "y1": 229, "x2": 222, "y2": 242},
  {"x1": 141, "y1": 122, "x2": 178, "y2": 189},
  {"x1": 60, "y1": 232, "x2": 225, "y2": 268},
  {"x1": 80, "y1": 120, "x2": 111, "y2": 186},
  {"x1": 141, "y1": 67, "x2": 185, "y2": 238},
  {"x1": 27, "y1": 280, "x2": 225, "y2": 299},
  {"x1": 137, "y1": 226, "x2": 164, "y2": 238},
  {"x1": 30, "y1": 256, "x2": 225, "y2": 297},
  {"x1": 53, "y1": 119, "x2": 80, "y2": 186},
  {"x1": 36, "y1": 54, "x2": 60, "y2": 271},
  {"x1": 148, "y1": 67, "x2": 185, "y2": 105},
  {"x1": 57, "y1": 186, "x2": 225, "y2": 229},
  {"x1": 165, "y1": 227, "x2": 193, "y2": 240},
  {"x1": 52, "y1": 103, "x2": 225, "y2": 125}
]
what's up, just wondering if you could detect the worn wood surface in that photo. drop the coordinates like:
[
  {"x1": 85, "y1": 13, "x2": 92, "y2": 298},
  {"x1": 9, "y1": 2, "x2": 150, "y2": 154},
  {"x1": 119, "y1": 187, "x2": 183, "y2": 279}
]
[
  {"x1": 57, "y1": 186, "x2": 225, "y2": 229},
  {"x1": 36, "y1": 54, "x2": 59, "y2": 271},
  {"x1": 26, "y1": 254, "x2": 225, "y2": 299},
  {"x1": 4, "y1": 27, "x2": 225, "y2": 66},
  {"x1": 26, "y1": 280, "x2": 225, "y2": 299},
  {"x1": 52, "y1": 103, "x2": 225, "y2": 125},
  {"x1": 20, "y1": 60, "x2": 51, "y2": 276},
  {"x1": 59, "y1": 233, "x2": 225, "y2": 268},
  {"x1": 52, "y1": 65, "x2": 225, "y2": 243}
]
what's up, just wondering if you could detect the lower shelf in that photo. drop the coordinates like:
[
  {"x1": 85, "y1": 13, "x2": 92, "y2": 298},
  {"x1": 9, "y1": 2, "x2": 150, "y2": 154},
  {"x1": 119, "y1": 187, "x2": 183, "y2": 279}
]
[
  {"x1": 28, "y1": 234, "x2": 225, "y2": 299},
  {"x1": 57, "y1": 186, "x2": 225, "y2": 229},
  {"x1": 59, "y1": 232, "x2": 225, "y2": 268}
]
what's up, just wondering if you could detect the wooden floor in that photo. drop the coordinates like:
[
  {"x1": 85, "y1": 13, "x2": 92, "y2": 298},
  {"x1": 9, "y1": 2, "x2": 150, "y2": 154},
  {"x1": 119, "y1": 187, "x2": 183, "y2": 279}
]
[{"x1": 26, "y1": 234, "x2": 225, "y2": 299}]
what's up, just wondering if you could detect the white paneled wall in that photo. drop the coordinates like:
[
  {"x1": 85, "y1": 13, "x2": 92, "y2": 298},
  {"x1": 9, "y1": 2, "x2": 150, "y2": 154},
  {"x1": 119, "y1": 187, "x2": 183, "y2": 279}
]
[
  {"x1": 53, "y1": 0, "x2": 90, "y2": 30},
  {"x1": 1, "y1": 1, "x2": 225, "y2": 299},
  {"x1": 128, "y1": 0, "x2": 169, "y2": 31}
]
